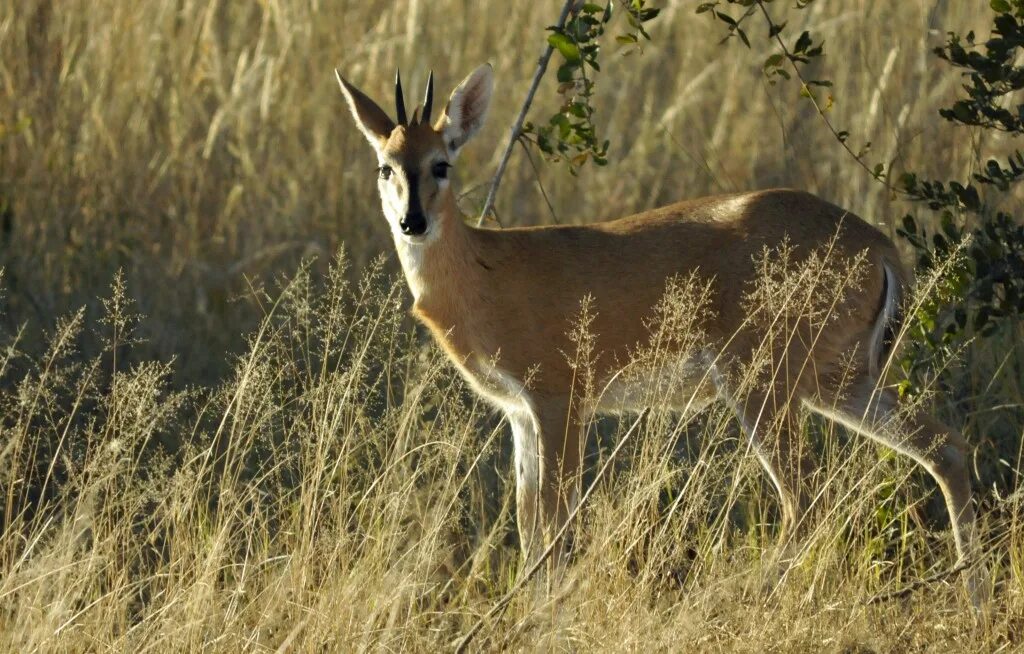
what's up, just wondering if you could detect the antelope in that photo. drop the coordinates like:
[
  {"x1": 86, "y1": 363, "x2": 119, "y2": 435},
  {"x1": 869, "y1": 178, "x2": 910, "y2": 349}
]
[{"x1": 335, "y1": 64, "x2": 985, "y2": 602}]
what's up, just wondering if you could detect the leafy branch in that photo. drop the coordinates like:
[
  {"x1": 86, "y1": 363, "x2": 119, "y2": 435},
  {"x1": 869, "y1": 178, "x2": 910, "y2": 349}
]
[
  {"x1": 480, "y1": 1, "x2": 662, "y2": 226},
  {"x1": 895, "y1": 2, "x2": 1024, "y2": 382},
  {"x1": 523, "y1": 2, "x2": 660, "y2": 175},
  {"x1": 522, "y1": 2, "x2": 614, "y2": 176},
  {"x1": 698, "y1": 0, "x2": 896, "y2": 187},
  {"x1": 478, "y1": 0, "x2": 577, "y2": 227},
  {"x1": 936, "y1": 1, "x2": 1024, "y2": 133}
]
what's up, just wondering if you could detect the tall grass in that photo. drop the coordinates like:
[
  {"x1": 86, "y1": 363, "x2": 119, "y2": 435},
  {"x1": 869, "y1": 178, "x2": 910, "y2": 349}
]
[
  {"x1": 1, "y1": 0, "x2": 1023, "y2": 650},
  {"x1": 0, "y1": 246, "x2": 1021, "y2": 651}
]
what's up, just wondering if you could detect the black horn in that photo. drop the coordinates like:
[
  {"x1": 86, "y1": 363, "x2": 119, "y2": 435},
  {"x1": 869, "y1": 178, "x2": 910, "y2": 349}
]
[
  {"x1": 395, "y1": 69, "x2": 408, "y2": 125},
  {"x1": 421, "y1": 70, "x2": 434, "y2": 125}
]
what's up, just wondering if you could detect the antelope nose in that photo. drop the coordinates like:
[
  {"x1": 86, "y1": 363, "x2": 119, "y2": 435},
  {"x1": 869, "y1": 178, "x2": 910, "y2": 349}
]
[{"x1": 400, "y1": 212, "x2": 427, "y2": 236}]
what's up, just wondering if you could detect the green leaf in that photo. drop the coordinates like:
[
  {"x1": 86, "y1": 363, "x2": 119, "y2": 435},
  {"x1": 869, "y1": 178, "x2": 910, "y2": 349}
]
[
  {"x1": 556, "y1": 63, "x2": 576, "y2": 83},
  {"x1": 990, "y1": 0, "x2": 1011, "y2": 12},
  {"x1": 547, "y1": 32, "x2": 582, "y2": 63},
  {"x1": 940, "y1": 211, "x2": 960, "y2": 239},
  {"x1": 736, "y1": 27, "x2": 750, "y2": 48},
  {"x1": 768, "y1": 21, "x2": 787, "y2": 38},
  {"x1": 639, "y1": 7, "x2": 660, "y2": 21},
  {"x1": 793, "y1": 30, "x2": 812, "y2": 54},
  {"x1": 951, "y1": 102, "x2": 973, "y2": 123},
  {"x1": 716, "y1": 11, "x2": 738, "y2": 27},
  {"x1": 763, "y1": 53, "x2": 785, "y2": 70},
  {"x1": 901, "y1": 214, "x2": 917, "y2": 234}
]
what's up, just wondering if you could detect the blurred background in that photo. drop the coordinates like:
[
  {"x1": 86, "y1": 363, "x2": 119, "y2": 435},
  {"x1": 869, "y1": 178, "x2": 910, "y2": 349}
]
[{"x1": 0, "y1": 0, "x2": 998, "y2": 384}]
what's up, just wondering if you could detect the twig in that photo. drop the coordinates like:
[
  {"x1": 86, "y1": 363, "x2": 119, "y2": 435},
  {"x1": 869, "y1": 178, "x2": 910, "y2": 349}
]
[
  {"x1": 754, "y1": 0, "x2": 905, "y2": 196},
  {"x1": 477, "y1": 0, "x2": 577, "y2": 227},
  {"x1": 453, "y1": 407, "x2": 650, "y2": 653},
  {"x1": 866, "y1": 558, "x2": 975, "y2": 605},
  {"x1": 518, "y1": 137, "x2": 560, "y2": 224}
]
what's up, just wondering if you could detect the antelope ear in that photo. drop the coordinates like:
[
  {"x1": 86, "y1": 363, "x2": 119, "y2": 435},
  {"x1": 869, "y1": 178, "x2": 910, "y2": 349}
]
[
  {"x1": 335, "y1": 70, "x2": 395, "y2": 150},
  {"x1": 436, "y1": 64, "x2": 493, "y2": 159}
]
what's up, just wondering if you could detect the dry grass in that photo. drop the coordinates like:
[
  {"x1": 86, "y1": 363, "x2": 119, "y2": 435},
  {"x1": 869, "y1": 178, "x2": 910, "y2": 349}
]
[
  {"x1": 1, "y1": 0, "x2": 1024, "y2": 651},
  {"x1": 1, "y1": 247, "x2": 1022, "y2": 652}
]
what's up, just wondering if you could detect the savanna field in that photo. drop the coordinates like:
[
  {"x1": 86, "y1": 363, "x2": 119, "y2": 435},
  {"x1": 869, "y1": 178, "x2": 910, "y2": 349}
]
[{"x1": 2, "y1": 0, "x2": 1024, "y2": 651}]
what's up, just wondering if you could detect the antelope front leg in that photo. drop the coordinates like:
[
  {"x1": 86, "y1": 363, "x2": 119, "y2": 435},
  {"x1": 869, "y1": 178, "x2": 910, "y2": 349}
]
[
  {"x1": 537, "y1": 396, "x2": 583, "y2": 567},
  {"x1": 508, "y1": 397, "x2": 582, "y2": 567},
  {"x1": 509, "y1": 409, "x2": 543, "y2": 562}
]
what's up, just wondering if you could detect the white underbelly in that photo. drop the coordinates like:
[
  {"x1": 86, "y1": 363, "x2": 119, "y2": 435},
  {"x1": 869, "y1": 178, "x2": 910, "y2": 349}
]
[{"x1": 591, "y1": 352, "x2": 720, "y2": 415}]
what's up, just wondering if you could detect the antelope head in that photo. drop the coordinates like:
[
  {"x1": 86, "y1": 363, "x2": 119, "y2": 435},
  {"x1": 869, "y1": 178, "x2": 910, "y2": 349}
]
[{"x1": 336, "y1": 64, "x2": 494, "y2": 245}]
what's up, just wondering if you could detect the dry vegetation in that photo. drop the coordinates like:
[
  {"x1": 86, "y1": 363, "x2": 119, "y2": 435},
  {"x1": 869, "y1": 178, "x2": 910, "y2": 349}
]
[{"x1": 1, "y1": 0, "x2": 1023, "y2": 651}]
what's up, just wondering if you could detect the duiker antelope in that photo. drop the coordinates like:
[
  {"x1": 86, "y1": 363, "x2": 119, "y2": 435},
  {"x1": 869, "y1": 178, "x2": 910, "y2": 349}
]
[{"x1": 336, "y1": 64, "x2": 984, "y2": 601}]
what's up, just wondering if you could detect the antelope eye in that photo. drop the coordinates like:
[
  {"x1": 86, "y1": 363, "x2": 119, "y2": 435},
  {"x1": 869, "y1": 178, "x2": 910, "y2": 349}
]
[
  {"x1": 378, "y1": 165, "x2": 393, "y2": 181},
  {"x1": 432, "y1": 161, "x2": 451, "y2": 179}
]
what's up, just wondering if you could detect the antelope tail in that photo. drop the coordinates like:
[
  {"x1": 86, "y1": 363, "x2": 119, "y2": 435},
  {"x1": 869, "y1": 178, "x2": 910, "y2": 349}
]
[{"x1": 868, "y1": 259, "x2": 908, "y2": 380}]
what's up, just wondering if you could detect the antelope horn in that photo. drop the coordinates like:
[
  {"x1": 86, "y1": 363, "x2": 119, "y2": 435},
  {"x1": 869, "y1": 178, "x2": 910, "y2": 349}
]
[
  {"x1": 395, "y1": 69, "x2": 408, "y2": 125},
  {"x1": 421, "y1": 70, "x2": 434, "y2": 125}
]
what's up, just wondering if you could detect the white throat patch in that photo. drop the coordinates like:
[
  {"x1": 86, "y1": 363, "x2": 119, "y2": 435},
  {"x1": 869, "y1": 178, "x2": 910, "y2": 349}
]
[{"x1": 393, "y1": 229, "x2": 439, "y2": 301}]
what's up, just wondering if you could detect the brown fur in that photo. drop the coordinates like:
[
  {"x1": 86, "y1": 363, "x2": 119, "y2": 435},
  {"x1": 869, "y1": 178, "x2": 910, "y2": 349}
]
[{"x1": 414, "y1": 189, "x2": 902, "y2": 396}]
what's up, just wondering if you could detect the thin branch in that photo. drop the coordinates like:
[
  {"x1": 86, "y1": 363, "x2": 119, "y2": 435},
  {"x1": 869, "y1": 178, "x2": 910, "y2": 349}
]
[
  {"x1": 477, "y1": 0, "x2": 577, "y2": 227},
  {"x1": 453, "y1": 408, "x2": 650, "y2": 654},
  {"x1": 518, "y1": 137, "x2": 560, "y2": 224},
  {"x1": 866, "y1": 557, "x2": 977, "y2": 605},
  {"x1": 754, "y1": 0, "x2": 905, "y2": 196}
]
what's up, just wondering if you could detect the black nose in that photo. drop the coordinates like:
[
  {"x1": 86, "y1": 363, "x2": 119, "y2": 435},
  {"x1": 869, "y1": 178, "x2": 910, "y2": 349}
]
[{"x1": 400, "y1": 212, "x2": 427, "y2": 236}]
